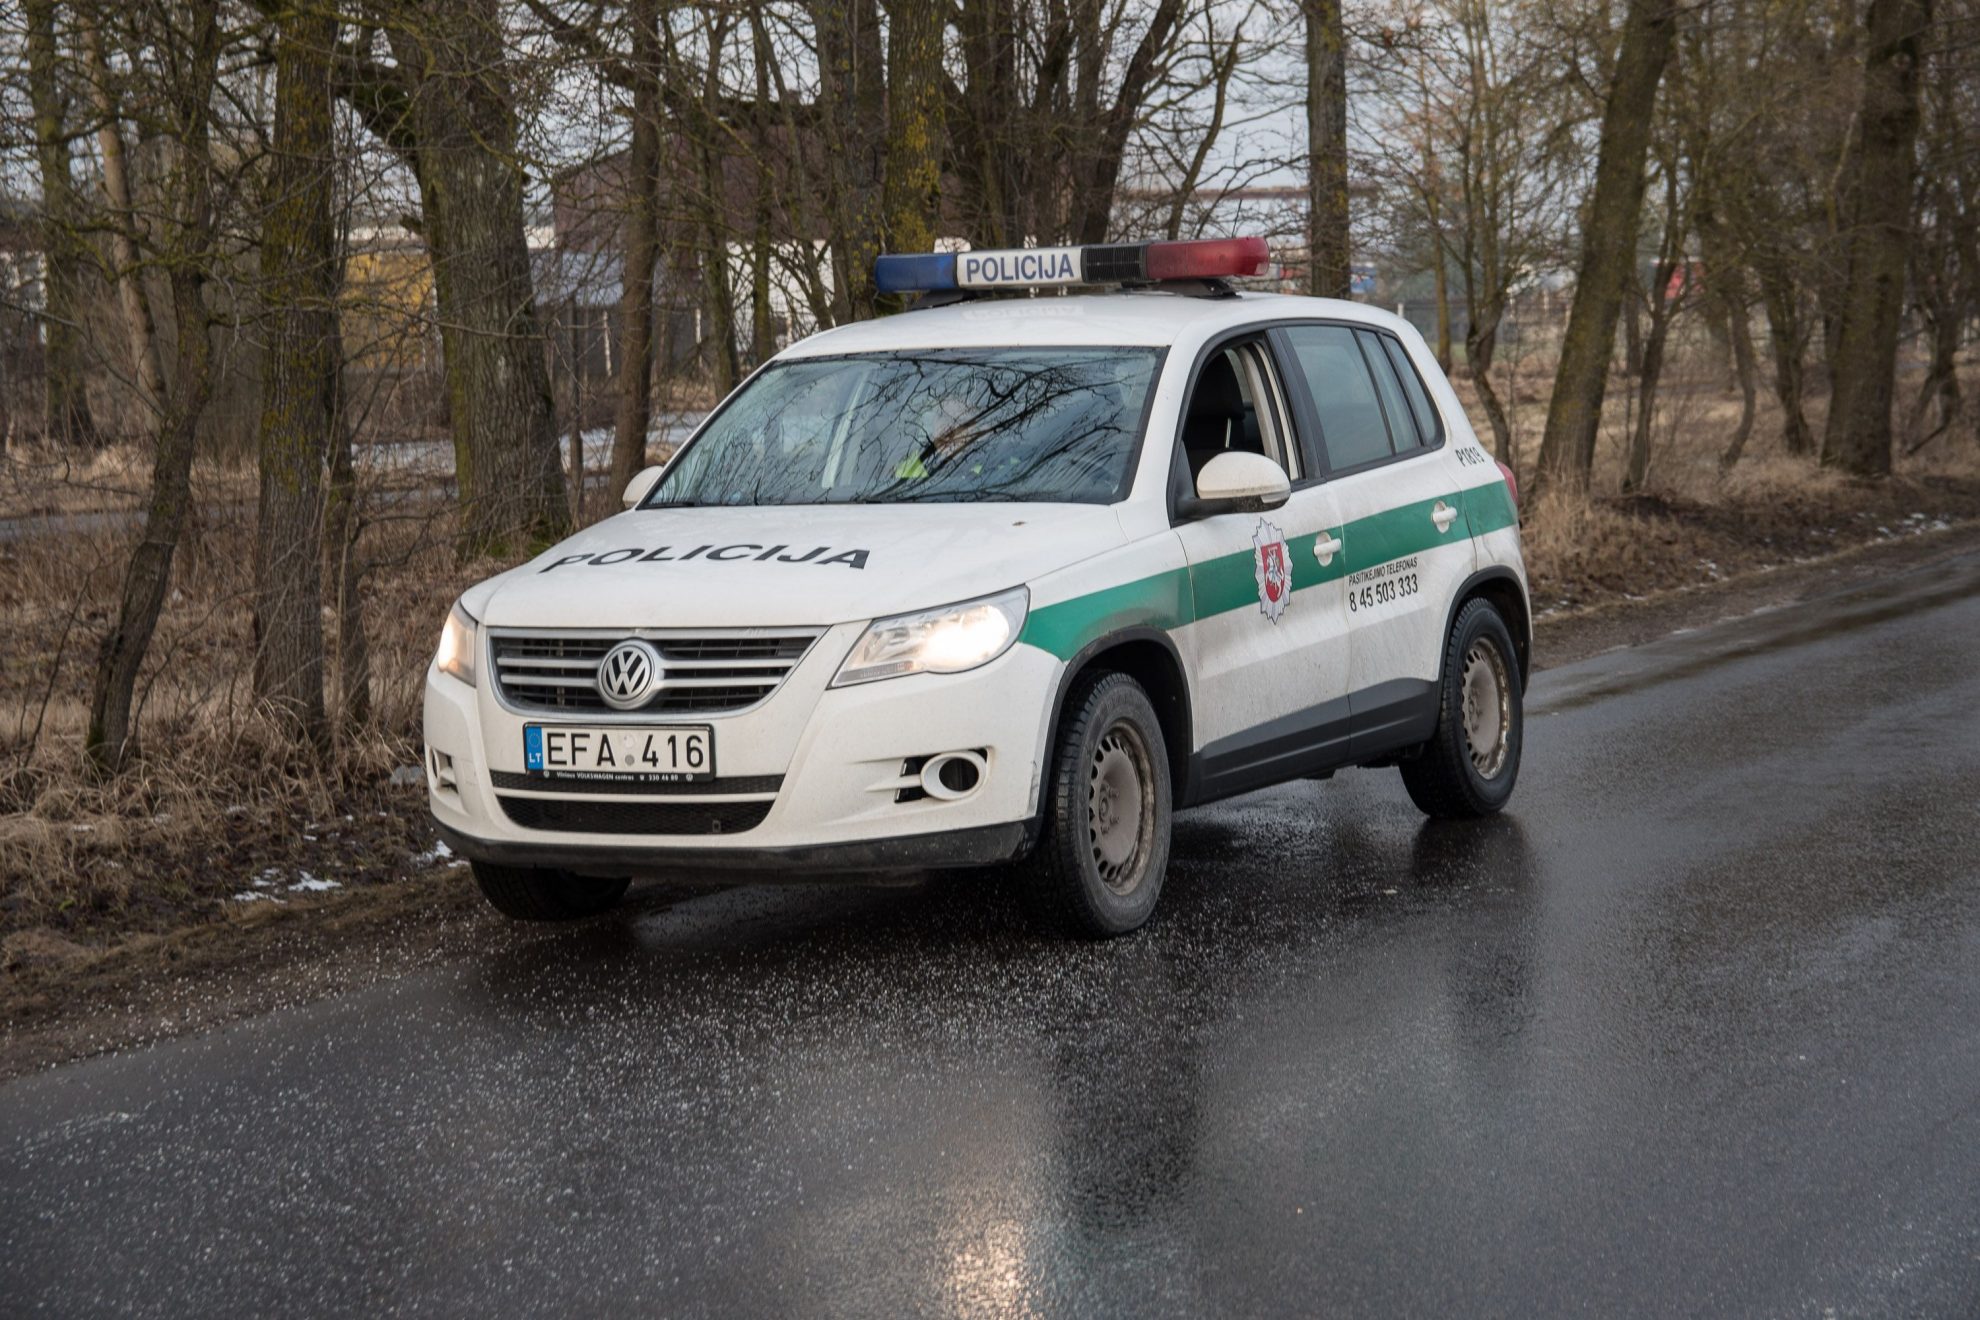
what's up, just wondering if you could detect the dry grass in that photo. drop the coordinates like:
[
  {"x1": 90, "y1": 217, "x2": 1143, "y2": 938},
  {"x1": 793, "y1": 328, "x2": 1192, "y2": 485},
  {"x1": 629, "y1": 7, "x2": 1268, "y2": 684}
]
[
  {"x1": 0, "y1": 503, "x2": 488, "y2": 962},
  {"x1": 2, "y1": 350, "x2": 1977, "y2": 961},
  {"x1": 1453, "y1": 346, "x2": 1980, "y2": 609}
]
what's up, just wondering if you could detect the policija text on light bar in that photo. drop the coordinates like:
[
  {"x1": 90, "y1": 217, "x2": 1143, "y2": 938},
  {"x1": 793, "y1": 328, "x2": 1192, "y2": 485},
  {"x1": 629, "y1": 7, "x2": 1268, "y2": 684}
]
[{"x1": 872, "y1": 237, "x2": 1271, "y2": 294}]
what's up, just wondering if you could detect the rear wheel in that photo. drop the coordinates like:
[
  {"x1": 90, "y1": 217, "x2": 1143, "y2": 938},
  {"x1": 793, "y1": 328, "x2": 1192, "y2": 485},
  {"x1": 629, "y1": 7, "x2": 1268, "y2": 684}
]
[
  {"x1": 1399, "y1": 597, "x2": 1523, "y2": 818},
  {"x1": 472, "y1": 860, "x2": 630, "y2": 921},
  {"x1": 1026, "y1": 672, "x2": 1172, "y2": 938}
]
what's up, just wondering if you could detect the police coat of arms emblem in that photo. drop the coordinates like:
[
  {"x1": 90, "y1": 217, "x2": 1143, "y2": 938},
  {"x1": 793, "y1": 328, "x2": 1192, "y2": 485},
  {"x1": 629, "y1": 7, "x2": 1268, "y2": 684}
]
[{"x1": 1253, "y1": 517, "x2": 1291, "y2": 622}]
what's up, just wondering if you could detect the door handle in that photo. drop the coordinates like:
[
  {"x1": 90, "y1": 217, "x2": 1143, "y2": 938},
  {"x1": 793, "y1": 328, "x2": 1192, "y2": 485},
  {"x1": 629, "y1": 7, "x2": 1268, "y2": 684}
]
[
  {"x1": 1313, "y1": 533, "x2": 1343, "y2": 567},
  {"x1": 1431, "y1": 500, "x2": 1458, "y2": 532}
]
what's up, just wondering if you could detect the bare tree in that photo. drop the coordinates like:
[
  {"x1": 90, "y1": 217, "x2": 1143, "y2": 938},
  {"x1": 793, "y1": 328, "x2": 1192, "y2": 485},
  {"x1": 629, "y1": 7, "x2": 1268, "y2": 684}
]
[
  {"x1": 1534, "y1": 0, "x2": 1678, "y2": 495},
  {"x1": 1822, "y1": 0, "x2": 1933, "y2": 476},
  {"x1": 1306, "y1": 0, "x2": 1350, "y2": 296},
  {"x1": 23, "y1": 0, "x2": 99, "y2": 448},
  {"x1": 251, "y1": 1, "x2": 342, "y2": 737},
  {"x1": 85, "y1": 0, "x2": 226, "y2": 771},
  {"x1": 341, "y1": 0, "x2": 571, "y2": 558}
]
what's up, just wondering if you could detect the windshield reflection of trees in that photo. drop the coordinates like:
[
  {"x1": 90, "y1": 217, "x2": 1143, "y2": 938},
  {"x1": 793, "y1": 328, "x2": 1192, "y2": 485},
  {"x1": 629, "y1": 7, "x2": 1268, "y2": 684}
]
[{"x1": 671, "y1": 351, "x2": 1156, "y2": 506}]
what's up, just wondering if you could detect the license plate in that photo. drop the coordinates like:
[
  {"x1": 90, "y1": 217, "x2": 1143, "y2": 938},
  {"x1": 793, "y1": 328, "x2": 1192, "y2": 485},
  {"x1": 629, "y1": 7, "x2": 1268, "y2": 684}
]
[{"x1": 523, "y1": 725, "x2": 714, "y2": 783}]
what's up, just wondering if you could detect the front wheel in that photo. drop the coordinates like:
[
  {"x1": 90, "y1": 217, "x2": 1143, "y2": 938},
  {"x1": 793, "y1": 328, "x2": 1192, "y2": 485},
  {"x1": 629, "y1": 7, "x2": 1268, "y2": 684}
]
[
  {"x1": 1399, "y1": 597, "x2": 1523, "y2": 818},
  {"x1": 472, "y1": 860, "x2": 630, "y2": 921},
  {"x1": 1025, "y1": 672, "x2": 1173, "y2": 938}
]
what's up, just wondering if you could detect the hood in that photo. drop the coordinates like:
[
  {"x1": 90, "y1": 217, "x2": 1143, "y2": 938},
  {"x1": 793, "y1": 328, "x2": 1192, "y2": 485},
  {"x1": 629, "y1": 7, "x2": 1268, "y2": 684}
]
[{"x1": 476, "y1": 503, "x2": 1126, "y2": 628}]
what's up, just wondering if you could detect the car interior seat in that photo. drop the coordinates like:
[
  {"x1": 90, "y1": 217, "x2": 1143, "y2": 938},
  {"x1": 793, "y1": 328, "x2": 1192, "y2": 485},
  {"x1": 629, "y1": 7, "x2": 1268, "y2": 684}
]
[{"x1": 1183, "y1": 352, "x2": 1263, "y2": 478}]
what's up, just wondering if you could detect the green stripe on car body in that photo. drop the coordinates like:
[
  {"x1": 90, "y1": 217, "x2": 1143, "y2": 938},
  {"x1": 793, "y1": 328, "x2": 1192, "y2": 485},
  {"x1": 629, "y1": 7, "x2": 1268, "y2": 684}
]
[
  {"x1": 1019, "y1": 482, "x2": 1512, "y2": 661},
  {"x1": 1462, "y1": 480, "x2": 1518, "y2": 537},
  {"x1": 1019, "y1": 565, "x2": 1195, "y2": 661}
]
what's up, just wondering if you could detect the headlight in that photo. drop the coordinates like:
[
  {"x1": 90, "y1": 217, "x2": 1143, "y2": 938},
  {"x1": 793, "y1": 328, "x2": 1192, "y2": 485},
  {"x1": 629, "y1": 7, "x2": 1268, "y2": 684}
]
[
  {"x1": 434, "y1": 600, "x2": 478, "y2": 687},
  {"x1": 831, "y1": 587, "x2": 1029, "y2": 687}
]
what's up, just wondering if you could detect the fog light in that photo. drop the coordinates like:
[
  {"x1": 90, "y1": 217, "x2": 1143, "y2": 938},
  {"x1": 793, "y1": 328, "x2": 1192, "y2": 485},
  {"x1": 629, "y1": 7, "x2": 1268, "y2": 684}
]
[{"x1": 919, "y1": 750, "x2": 987, "y2": 801}]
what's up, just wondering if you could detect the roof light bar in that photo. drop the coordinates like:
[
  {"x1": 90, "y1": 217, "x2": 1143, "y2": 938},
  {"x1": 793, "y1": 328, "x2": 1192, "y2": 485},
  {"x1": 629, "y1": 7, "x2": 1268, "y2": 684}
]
[{"x1": 873, "y1": 236, "x2": 1270, "y2": 294}]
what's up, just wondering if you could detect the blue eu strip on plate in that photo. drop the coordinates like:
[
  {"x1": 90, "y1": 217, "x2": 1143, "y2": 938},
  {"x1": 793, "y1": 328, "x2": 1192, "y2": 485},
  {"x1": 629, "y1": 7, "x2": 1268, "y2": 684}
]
[{"x1": 524, "y1": 726, "x2": 543, "y2": 771}]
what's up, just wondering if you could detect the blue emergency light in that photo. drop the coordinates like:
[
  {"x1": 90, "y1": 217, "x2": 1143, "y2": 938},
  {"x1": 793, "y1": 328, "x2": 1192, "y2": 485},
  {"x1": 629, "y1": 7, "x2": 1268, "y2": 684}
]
[{"x1": 874, "y1": 237, "x2": 1270, "y2": 295}]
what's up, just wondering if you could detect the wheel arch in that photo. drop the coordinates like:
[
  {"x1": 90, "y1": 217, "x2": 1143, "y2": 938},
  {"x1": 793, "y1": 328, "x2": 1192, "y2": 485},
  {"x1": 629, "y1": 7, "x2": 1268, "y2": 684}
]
[
  {"x1": 1445, "y1": 567, "x2": 1532, "y2": 688},
  {"x1": 1040, "y1": 627, "x2": 1194, "y2": 806}
]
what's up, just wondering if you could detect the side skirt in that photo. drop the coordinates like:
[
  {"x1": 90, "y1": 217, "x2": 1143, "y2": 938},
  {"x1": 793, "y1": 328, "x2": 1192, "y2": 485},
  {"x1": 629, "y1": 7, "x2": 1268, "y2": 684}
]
[{"x1": 1183, "y1": 677, "x2": 1438, "y2": 807}]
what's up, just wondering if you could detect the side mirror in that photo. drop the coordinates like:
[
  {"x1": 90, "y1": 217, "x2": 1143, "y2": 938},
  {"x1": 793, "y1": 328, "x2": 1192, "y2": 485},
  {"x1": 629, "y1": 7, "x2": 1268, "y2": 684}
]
[
  {"x1": 622, "y1": 464, "x2": 666, "y2": 509},
  {"x1": 1181, "y1": 451, "x2": 1291, "y2": 518}
]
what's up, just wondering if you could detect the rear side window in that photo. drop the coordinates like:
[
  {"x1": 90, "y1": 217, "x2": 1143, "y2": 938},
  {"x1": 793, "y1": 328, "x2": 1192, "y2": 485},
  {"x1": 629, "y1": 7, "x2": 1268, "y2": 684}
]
[
  {"x1": 1374, "y1": 332, "x2": 1442, "y2": 447},
  {"x1": 1357, "y1": 329, "x2": 1420, "y2": 452},
  {"x1": 1283, "y1": 324, "x2": 1391, "y2": 470}
]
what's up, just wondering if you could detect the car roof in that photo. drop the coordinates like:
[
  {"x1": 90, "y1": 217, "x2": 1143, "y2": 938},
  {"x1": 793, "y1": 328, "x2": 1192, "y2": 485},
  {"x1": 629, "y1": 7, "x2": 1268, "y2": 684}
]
[{"x1": 775, "y1": 290, "x2": 1410, "y2": 358}]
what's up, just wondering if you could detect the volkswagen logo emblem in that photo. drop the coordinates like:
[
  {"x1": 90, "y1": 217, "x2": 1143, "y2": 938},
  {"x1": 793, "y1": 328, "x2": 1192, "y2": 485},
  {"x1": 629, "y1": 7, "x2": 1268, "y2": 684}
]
[{"x1": 596, "y1": 639, "x2": 662, "y2": 710}]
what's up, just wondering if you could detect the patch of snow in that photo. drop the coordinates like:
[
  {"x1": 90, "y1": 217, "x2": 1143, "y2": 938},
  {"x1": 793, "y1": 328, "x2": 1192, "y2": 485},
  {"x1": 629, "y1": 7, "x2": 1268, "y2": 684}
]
[
  {"x1": 229, "y1": 890, "x2": 284, "y2": 904},
  {"x1": 410, "y1": 838, "x2": 455, "y2": 867},
  {"x1": 389, "y1": 764, "x2": 425, "y2": 788},
  {"x1": 288, "y1": 873, "x2": 340, "y2": 893}
]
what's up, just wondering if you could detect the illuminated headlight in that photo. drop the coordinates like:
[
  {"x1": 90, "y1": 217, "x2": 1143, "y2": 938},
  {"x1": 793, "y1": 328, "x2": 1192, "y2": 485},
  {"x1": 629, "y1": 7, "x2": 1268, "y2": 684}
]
[
  {"x1": 434, "y1": 600, "x2": 478, "y2": 687},
  {"x1": 832, "y1": 587, "x2": 1029, "y2": 687}
]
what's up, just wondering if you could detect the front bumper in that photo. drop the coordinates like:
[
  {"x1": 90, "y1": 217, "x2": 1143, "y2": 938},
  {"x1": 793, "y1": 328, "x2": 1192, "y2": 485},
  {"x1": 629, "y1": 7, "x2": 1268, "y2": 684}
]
[
  {"x1": 435, "y1": 818, "x2": 1036, "y2": 880},
  {"x1": 422, "y1": 621, "x2": 1062, "y2": 878}
]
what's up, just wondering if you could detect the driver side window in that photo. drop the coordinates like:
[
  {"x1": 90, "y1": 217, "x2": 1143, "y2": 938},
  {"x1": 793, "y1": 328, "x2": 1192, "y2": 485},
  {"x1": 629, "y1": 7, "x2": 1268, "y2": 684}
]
[{"x1": 1179, "y1": 339, "x2": 1300, "y2": 484}]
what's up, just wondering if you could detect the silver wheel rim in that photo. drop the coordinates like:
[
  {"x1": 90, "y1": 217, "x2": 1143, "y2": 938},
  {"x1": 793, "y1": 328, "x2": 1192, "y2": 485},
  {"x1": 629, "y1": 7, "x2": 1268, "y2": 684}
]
[
  {"x1": 1461, "y1": 638, "x2": 1512, "y2": 780},
  {"x1": 1089, "y1": 720, "x2": 1153, "y2": 896}
]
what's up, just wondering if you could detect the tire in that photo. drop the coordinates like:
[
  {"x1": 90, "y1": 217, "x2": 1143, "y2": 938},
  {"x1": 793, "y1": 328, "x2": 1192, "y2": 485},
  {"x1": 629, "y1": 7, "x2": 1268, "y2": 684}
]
[
  {"x1": 472, "y1": 860, "x2": 630, "y2": 921},
  {"x1": 1025, "y1": 671, "x2": 1173, "y2": 938},
  {"x1": 1399, "y1": 597, "x2": 1523, "y2": 819}
]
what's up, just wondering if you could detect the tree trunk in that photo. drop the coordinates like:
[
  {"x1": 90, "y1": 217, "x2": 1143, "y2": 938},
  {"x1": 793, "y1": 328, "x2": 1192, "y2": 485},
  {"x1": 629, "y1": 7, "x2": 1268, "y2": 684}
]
[
  {"x1": 1532, "y1": 0, "x2": 1678, "y2": 496},
  {"x1": 1304, "y1": 0, "x2": 1350, "y2": 297},
  {"x1": 749, "y1": 5, "x2": 776, "y2": 356},
  {"x1": 1821, "y1": 0, "x2": 1931, "y2": 477},
  {"x1": 1625, "y1": 164, "x2": 1685, "y2": 492},
  {"x1": 883, "y1": 0, "x2": 945, "y2": 292},
  {"x1": 690, "y1": 15, "x2": 739, "y2": 389},
  {"x1": 1757, "y1": 265, "x2": 1815, "y2": 455},
  {"x1": 1624, "y1": 274, "x2": 1676, "y2": 492},
  {"x1": 86, "y1": 1, "x2": 222, "y2": 772},
  {"x1": 25, "y1": 0, "x2": 100, "y2": 449},
  {"x1": 1717, "y1": 294, "x2": 1760, "y2": 470},
  {"x1": 252, "y1": 5, "x2": 339, "y2": 739},
  {"x1": 809, "y1": 0, "x2": 885, "y2": 320},
  {"x1": 609, "y1": 3, "x2": 662, "y2": 505},
  {"x1": 1431, "y1": 250, "x2": 1453, "y2": 375},
  {"x1": 1466, "y1": 309, "x2": 1514, "y2": 462},
  {"x1": 1069, "y1": 0, "x2": 1184, "y2": 244},
  {"x1": 324, "y1": 372, "x2": 369, "y2": 730},
  {"x1": 84, "y1": 21, "x2": 167, "y2": 420},
  {"x1": 386, "y1": 0, "x2": 568, "y2": 558}
]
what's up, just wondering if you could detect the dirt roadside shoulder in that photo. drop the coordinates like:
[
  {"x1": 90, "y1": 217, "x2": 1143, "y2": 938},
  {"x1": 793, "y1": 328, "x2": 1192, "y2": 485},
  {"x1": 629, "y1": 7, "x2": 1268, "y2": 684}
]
[{"x1": 5, "y1": 519, "x2": 1979, "y2": 1082}]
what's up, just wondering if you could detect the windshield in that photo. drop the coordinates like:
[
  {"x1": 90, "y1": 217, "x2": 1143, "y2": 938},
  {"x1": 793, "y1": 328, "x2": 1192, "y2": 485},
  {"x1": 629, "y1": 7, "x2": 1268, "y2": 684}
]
[{"x1": 647, "y1": 348, "x2": 1161, "y2": 506}]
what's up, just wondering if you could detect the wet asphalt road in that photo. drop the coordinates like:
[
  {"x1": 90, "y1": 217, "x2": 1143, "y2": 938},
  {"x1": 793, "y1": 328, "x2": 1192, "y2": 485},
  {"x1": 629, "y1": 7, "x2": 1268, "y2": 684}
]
[{"x1": 5, "y1": 554, "x2": 1980, "y2": 1317}]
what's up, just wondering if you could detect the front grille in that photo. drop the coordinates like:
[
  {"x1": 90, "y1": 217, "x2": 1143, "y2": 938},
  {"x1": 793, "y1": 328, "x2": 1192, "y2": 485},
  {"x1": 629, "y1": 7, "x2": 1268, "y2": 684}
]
[
  {"x1": 497, "y1": 795, "x2": 773, "y2": 835},
  {"x1": 489, "y1": 770, "x2": 784, "y2": 796},
  {"x1": 489, "y1": 630, "x2": 821, "y2": 716}
]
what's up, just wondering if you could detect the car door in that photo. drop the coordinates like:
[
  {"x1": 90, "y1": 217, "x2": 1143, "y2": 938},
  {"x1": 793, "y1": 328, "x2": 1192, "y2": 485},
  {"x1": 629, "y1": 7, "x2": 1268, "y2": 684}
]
[
  {"x1": 1170, "y1": 333, "x2": 1352, "y2": 799},
  {"x1": 1276, "y1": 322, "x2": 1477, "y2": 758}
]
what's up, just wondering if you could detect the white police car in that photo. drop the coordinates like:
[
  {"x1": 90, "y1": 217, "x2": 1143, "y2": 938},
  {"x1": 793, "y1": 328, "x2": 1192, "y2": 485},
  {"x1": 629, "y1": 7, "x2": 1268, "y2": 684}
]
[{"x1": 424, "y1": 237, "x2": 1528, "y2": 937}]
